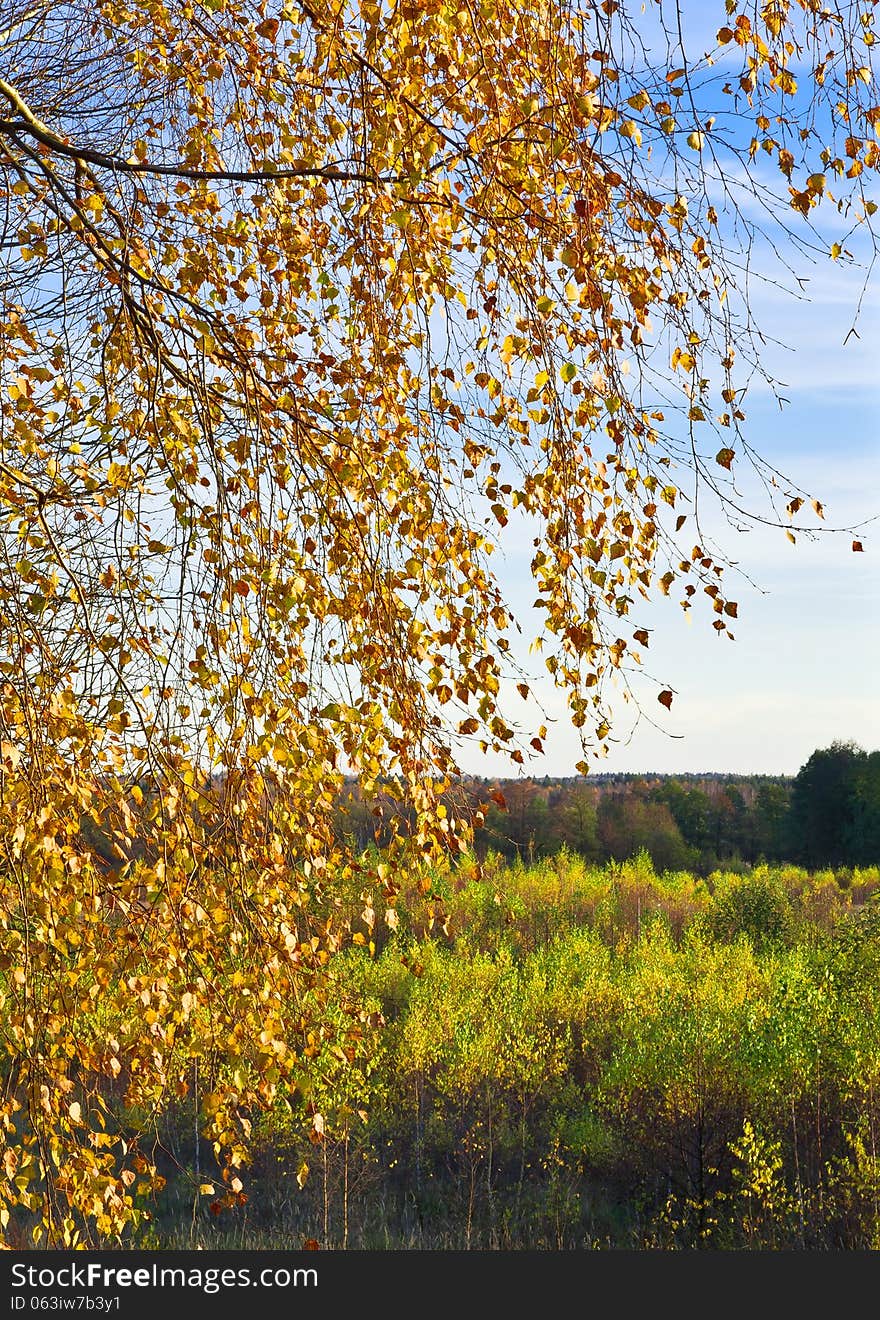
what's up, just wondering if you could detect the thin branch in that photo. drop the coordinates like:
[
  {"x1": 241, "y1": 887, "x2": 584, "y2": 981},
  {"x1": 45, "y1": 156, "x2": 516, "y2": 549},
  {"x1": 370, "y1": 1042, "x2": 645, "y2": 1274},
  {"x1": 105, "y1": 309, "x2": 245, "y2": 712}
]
[{"x1": 0, "y1": 77, "x2": 390, "y2": 185}]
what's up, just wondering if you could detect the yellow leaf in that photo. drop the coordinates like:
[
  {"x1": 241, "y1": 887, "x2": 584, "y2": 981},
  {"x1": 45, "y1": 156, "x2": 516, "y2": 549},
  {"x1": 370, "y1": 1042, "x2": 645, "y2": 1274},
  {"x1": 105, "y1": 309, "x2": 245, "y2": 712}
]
[{"x1": 0, "y1": 740, "x2": 20, "y2": 769}]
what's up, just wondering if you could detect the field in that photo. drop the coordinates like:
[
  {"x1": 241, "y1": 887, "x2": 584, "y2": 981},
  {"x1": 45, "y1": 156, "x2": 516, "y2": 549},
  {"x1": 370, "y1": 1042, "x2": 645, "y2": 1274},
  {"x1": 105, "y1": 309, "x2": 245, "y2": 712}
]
[{"x1": 118, "y1": 850, "x2": 880, "y2": 1251}]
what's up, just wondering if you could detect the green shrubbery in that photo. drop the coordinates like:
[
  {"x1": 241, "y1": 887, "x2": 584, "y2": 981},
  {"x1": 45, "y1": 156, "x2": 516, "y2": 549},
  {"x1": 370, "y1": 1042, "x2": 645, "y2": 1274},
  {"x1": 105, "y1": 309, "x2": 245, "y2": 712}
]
[{"x1": 138, "y1": 853, "x2": 880, "y2": 1250}]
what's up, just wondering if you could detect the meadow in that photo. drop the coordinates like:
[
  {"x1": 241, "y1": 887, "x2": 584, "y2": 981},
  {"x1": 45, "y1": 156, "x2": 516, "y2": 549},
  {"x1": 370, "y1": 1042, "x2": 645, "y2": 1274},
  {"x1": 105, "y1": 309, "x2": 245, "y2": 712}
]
[{"x1": 132, "y1": 850, "x2": 880, "y2": 1250}]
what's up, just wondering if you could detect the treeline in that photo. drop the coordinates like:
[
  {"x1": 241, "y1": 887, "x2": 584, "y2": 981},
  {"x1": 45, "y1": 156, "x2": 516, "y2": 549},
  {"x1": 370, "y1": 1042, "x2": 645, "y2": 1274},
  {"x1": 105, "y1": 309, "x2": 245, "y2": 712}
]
[
  {"x1": 334, "y1": 741, "x2": 880, "y2": 874},
  {"x1": 143, "y1": 852, "x2": 880, "y2": 1250}
]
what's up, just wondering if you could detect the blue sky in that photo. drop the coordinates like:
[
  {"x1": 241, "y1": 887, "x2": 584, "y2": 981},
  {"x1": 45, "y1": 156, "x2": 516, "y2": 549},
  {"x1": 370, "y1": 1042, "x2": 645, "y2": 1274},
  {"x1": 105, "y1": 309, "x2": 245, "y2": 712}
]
[{"x1": 456, "y1": 12, "x2": 880, "y2": 780}]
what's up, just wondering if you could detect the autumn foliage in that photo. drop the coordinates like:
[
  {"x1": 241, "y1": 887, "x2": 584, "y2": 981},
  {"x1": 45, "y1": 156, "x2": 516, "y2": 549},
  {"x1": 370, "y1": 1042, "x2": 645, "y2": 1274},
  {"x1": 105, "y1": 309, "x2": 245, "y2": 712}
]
[{"x1": 0, "y1": 0, "x2": 877, "y2": 1243}]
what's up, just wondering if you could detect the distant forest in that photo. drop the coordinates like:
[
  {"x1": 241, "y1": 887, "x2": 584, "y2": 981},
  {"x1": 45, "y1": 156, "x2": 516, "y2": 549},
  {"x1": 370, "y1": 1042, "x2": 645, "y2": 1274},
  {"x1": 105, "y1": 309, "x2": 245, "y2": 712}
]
[{"x1": 335, "y1": 742, "x2": 880, "y2": 875}]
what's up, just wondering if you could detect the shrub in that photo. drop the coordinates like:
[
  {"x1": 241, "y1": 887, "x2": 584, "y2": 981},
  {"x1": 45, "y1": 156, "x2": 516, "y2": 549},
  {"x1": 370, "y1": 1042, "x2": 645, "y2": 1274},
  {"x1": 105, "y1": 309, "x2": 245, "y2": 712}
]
[{"x1": 708, "y1": 869, "x2": 794, "y2": 951}]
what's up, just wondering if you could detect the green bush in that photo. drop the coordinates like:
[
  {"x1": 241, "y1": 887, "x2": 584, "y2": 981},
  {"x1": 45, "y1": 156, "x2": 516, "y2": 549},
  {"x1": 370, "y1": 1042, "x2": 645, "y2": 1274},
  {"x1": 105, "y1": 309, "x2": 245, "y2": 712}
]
[{"x1": 708, "y1": 868, "x2": 794, "y2": 950}]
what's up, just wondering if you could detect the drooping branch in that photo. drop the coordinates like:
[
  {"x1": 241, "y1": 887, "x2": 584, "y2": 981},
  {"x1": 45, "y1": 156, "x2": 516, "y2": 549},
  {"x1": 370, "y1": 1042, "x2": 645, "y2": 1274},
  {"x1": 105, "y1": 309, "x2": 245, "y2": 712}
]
[{"x1": 0, "y1": 75, "x2": 389, "y2": 185}]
